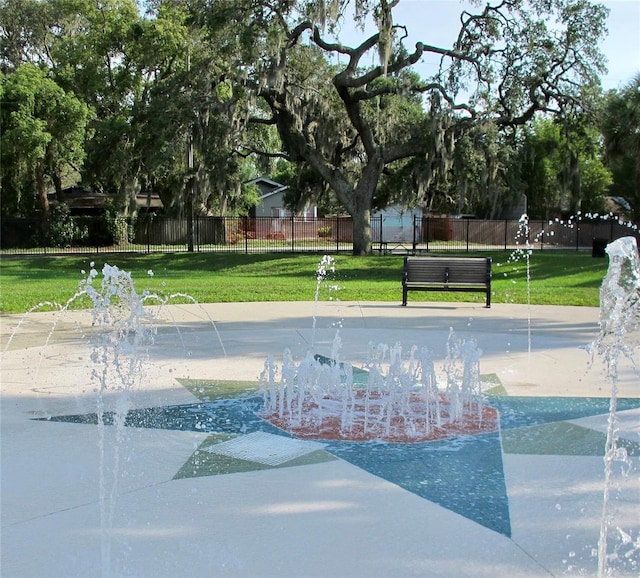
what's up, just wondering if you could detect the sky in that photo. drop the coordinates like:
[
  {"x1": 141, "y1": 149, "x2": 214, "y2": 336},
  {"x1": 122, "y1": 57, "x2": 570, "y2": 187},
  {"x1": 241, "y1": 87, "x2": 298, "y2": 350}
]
[
  {"x1": 598, "y1": 0, "x2": 640, "y2": 89},
  {"x1": 331, "y1": 0, "x2": 640, "y2": 91}
]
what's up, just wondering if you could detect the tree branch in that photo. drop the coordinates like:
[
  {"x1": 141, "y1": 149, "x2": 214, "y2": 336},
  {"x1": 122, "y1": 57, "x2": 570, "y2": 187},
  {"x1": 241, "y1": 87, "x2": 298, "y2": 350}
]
[{"x1": 238, "y1": 145, "x2": 290, "y2": 160}]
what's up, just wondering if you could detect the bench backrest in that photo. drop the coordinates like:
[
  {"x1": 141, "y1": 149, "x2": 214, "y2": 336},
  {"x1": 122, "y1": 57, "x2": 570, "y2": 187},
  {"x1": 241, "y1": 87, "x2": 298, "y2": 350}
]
[{"x1": 404, "y1": 257, "x2": 491, "y2": 284}]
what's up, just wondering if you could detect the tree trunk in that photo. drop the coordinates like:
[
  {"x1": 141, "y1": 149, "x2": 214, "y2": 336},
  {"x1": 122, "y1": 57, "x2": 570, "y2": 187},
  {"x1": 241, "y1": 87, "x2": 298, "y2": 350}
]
[
  {"x1": 36, "y1": 165, "x2": 50, "y2": 219},
  {"x1": 52, "y1": 173, "x2": 64, "y2": 202},
  {"x1": 347, "y1": 157, "x2": 382, "y2": 255},
  {"x1": 36, "y1": 165, "x2": 50, "y2": 245},
  {"x1": 352, "y1": 207, "x2": 372, "y2": 255}
]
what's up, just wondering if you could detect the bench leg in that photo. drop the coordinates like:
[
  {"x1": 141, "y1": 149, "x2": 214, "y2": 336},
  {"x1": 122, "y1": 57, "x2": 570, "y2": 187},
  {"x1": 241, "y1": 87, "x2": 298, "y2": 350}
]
[
  {"x1": 402, "y1": 287, "x2": 408, "y2": 306},
  {"x1": 486, "y1": 288, "x2": 491, "y2": 308}
]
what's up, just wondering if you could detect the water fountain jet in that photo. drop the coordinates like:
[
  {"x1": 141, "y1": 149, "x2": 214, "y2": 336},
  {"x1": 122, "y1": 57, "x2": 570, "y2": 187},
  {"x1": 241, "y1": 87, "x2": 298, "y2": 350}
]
[
  {"x1": 592, "y1": 236, "x2": 640, "y2": 576},
  {"x1": 259, "y1": 329, "x2": 497, "y2": 443}
]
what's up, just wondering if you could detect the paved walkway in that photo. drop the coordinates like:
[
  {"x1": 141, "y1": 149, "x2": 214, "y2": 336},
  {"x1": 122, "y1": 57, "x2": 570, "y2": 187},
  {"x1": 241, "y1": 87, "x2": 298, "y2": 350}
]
[{"x1": 1, "y1": 301, "x2": 638, "y2": 577}]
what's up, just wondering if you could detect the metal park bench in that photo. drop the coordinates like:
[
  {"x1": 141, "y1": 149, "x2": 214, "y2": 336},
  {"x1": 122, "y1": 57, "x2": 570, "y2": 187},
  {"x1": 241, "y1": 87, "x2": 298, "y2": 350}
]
[{"x1": 402, "y1": 256, "x2": 492, "y2": 307}]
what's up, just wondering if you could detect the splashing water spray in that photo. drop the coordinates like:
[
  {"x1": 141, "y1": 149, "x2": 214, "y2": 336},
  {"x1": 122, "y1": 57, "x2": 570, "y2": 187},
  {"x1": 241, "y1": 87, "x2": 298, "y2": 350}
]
[
  {"x1": 591, "y1": 237, "x2": 640, "y2": 576},
  {"x1": 260, "y1": 257, "x2": 494, "y2": 443},
  {"x1": 311, "y1": 255, "x2": 336, "y2": 350},
  {"x1": 514, "y1": 214, "x2": 533, "y2": 354},
  {"x1": 82, "y1": 264, "x2": 156, "y2": 577},
  {"x1": 7, "y1": 262, "x2": 224, "y2": 577}
]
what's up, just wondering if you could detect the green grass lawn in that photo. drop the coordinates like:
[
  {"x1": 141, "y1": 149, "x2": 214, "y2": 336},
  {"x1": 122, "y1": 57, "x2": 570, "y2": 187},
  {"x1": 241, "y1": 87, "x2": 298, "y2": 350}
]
[{"x1": 0, "y1": 251, "x2": 610, "y2": 314}]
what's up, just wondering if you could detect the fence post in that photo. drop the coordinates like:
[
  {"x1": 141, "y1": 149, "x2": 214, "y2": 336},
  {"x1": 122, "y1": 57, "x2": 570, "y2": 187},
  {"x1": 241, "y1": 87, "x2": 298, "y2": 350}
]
[
  {"x1": 504, "y1": 220, "x2": 508, "y2": 251},
  {"x1": 147, "y1": 214, "x2": 151, "y2": 254},
  {"x1": 426, "y1": 217, "x2": 430, "y2": 252},
  {"x1": 336, "y1": 216, "x2": 339, "y2": 253},
  {"x1": 244, "y1": 216, "x2": 249, "y2": 254},
  {"x1": 291, "y1": 214, "x2": 295, "y2": 253},
  {"x1": 466, "y1": 218, "x2": 470, "y2": 252},
  {"x1": 412, "y1": 215, "x2": 417, "y2": 252}
]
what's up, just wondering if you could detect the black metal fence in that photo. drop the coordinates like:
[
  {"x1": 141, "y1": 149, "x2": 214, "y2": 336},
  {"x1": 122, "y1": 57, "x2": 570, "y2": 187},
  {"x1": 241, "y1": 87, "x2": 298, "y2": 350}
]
[{"x1": 1, "y1": 214, "x2": 638, "y2": 256}]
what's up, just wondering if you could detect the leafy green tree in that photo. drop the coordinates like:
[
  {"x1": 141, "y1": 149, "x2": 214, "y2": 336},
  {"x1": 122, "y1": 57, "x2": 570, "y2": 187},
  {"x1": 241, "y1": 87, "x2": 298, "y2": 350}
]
[
  {"x1": 49, "y1": 0, "x2": 150, "y2": 213},
  {"x1": 601, "y1": 74, "x2": 640, "y2": 220},
  {"x1": 449, "y1": 122, "x2": 520, "y2": 218},
  {"x1": 2, "y1": 0, "x2": 149, "y2": 213},
  {"x1": 102, "y1": 0, "x2": 260, "y2": 220},
  {"x1": 2, "y1": 0, "x2": 263, "y2": 232},
  {"x1": 0, "y1": 64, "x2": 89, "y2": 217},
  {"x1": 519, "y1": 116, "x2": 611, "y2": 219},
  {"x1": 0, "y1": 0, "x2": 53, "y2": 72},
  {"x1": 200, "y1": 0, "x2": 609, "y2": 254}
]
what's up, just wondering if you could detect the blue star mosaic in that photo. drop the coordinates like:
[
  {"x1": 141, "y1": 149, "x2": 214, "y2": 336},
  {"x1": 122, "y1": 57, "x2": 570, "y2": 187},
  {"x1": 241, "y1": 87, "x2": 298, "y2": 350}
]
[{"x1": 40, "y1": 378, "x2": 640, "y2": 538}]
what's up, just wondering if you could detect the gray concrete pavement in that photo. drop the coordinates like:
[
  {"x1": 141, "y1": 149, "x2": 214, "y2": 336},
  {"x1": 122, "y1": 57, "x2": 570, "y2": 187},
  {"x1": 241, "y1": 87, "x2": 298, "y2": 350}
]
[{"x1": 1, "y1": 301, "x2": 638, "y2": 577}]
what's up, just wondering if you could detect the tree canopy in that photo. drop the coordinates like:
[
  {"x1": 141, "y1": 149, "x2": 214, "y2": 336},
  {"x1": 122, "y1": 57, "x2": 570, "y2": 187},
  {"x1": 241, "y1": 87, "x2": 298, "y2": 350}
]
[
  {"x1": 1, "y1": 63, "x2": 90, "y2": 217},
  {"x1": 601, "y1": 74, "x2": 640, "y2": 220},
  {"x1": 222, "y1": 0, "x2": 609, "y2": 252},
  {"x1": 1, "y1": 0, "x2": 629, "y2": 254}
]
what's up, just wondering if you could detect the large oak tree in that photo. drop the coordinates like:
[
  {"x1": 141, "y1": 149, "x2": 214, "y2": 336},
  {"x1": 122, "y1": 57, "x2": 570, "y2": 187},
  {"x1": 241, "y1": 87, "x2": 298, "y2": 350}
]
[
  {"x1": 0, "y1": 64, "x2": 89, "y2": 218},
  {"x1": 208, "y1": 0, "x2": 608, "y2": 254}
]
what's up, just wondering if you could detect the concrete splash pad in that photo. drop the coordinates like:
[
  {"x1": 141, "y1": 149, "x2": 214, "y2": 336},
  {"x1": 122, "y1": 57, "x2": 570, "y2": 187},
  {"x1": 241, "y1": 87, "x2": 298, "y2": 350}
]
[{"x1": 1, "y1": 301, "x2": 639, "y2": 577}]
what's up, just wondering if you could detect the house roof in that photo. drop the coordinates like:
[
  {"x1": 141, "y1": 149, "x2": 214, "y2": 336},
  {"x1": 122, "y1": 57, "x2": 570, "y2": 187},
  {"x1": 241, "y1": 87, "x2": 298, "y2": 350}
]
[
  {"x1": 245, "y1": 176, "x2": 284, "y2": 188},
  {"x1": 245, "y1": 176, "x2": 288, "y2": 200},
  {"x1": 47, "y1": 187, "x2": 108, "y2": 209},
  {"x1": 47, "y1": 186, "x2": 163, "y2": 210},
  {"x1": 603, "y1": 196, "x2": 632, "y2": 215}
]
